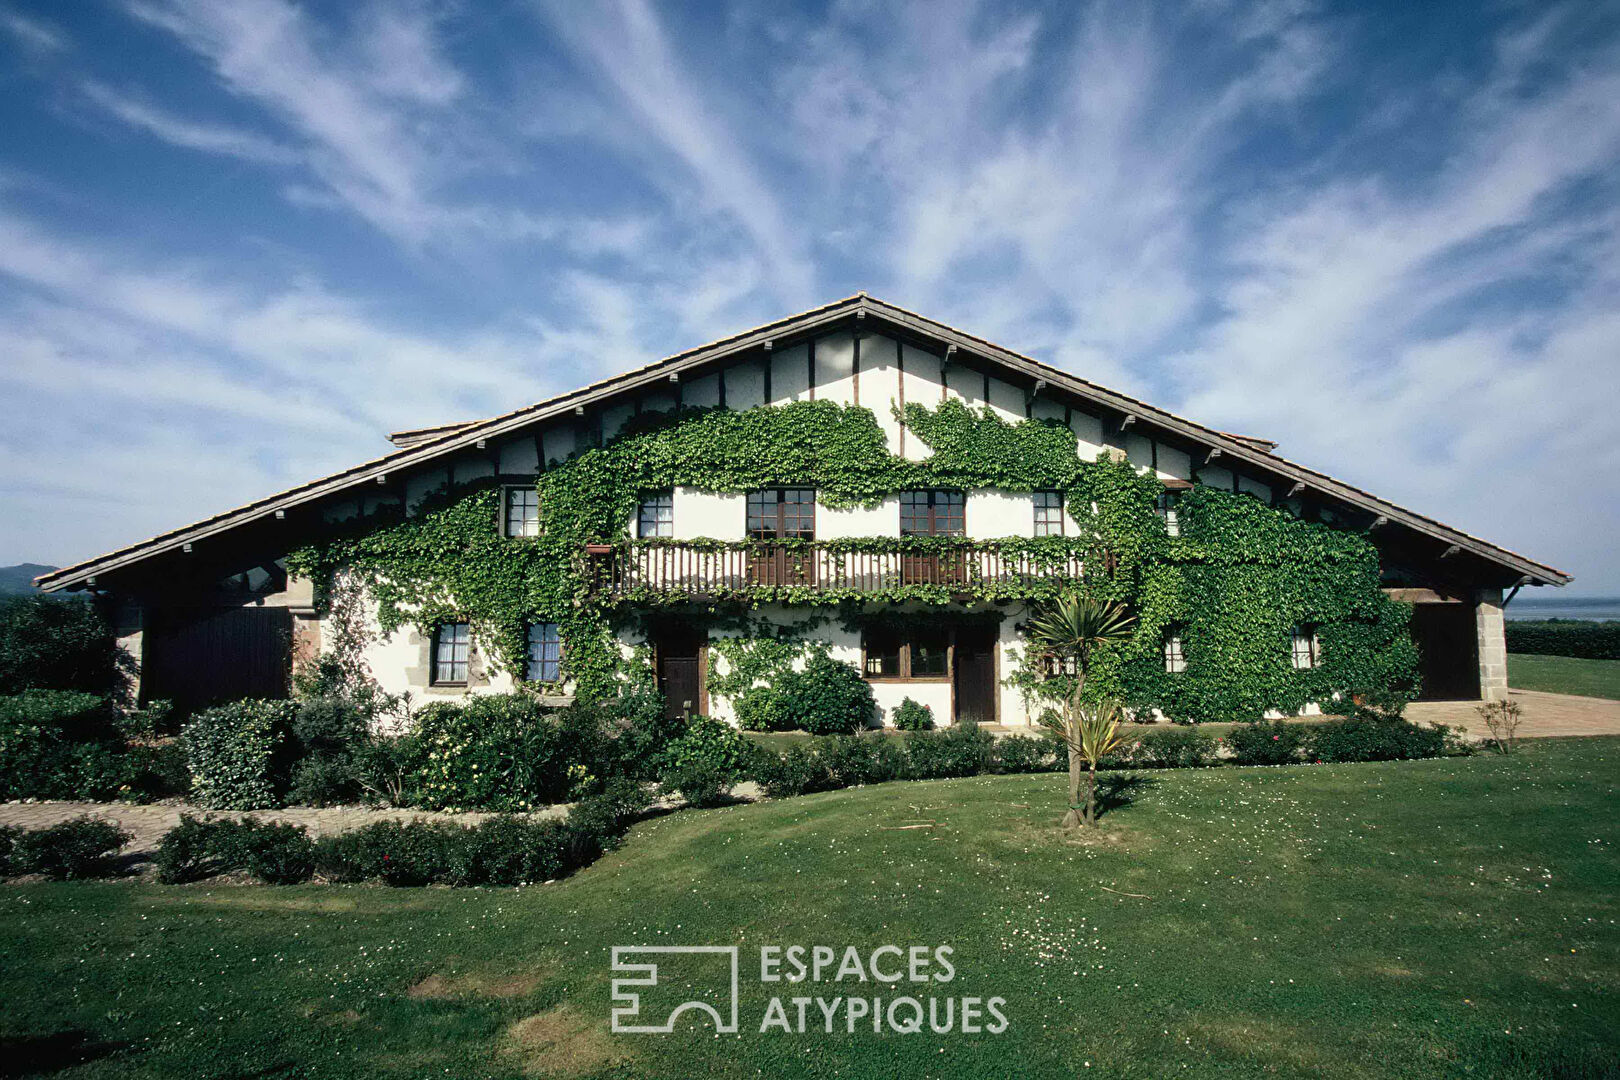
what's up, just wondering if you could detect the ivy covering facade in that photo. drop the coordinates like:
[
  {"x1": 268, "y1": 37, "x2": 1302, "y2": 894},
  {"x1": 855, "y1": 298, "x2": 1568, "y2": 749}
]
[{"x1": 288, "y1": 398, "x2": 1420, "y2": 724}]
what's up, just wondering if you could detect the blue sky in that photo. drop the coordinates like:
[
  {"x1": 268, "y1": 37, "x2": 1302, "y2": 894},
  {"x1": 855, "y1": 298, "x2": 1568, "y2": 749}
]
[{"x1": 0, "y1": 0, "x2": 1616, "y2": 593}]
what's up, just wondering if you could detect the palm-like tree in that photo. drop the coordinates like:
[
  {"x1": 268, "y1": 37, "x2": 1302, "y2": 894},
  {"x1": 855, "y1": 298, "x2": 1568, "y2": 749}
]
[{"x1": 1027, "y1": 595, "x2": 1136, "y2": 827}]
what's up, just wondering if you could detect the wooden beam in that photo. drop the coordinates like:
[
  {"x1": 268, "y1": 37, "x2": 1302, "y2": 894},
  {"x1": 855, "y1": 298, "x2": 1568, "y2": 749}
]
[
  {"x1": 1370, "y1": 515, "x2": 1389, "y2": 530},
  {"x1": 1205, "y1": 447, "x2": 1222, "y2": 464},
  {"x1": 1287, "y1": 481, "x2": 1305, "y2": 498},
  {"x1": 1441, "y1": 544, "x2": 1460, "y2": 559}
]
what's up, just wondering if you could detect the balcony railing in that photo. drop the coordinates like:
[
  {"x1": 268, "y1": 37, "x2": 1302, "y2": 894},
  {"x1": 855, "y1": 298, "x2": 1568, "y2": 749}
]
[{"x1": 587, "y1": 539, "x2": 1086, "y2": 602}]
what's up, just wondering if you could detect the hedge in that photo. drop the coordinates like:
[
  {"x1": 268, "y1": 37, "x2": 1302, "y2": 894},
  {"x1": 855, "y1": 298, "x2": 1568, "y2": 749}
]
[{"x1": 1504, "y1": 620, "x2": 1620, "y2": 660}]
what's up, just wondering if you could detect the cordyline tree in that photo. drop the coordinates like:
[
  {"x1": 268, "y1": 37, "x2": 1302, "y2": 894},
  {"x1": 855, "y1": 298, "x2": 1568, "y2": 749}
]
[{"x1": 1027, "y1": 595, "x2": 1136, "y2": 828}]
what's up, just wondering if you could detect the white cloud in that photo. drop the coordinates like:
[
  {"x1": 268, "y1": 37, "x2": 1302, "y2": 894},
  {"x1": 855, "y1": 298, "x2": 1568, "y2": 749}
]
[{"x1": 79, "y1": 80, "x2": 299, "y2": 165}]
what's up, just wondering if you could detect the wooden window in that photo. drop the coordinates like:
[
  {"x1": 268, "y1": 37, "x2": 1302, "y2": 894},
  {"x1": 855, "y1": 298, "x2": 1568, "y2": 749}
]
[
  {"x1": 863, "y1": 627, "x2": 902, "y2": 677},
  {"x1": 1156, "y1": 491, "x2": 1181, "y2": 537},
  {"x1": 1042, "y1": 653, "x2": 1079, "y2": 677},
  {"x1": 433, "y1": 622, "x2": 470, "y2": 685},
  {"x1": 503, "y1": 486, "x2": 542, "y2": 537},
  {"x1": 1163, "y1": 629, "x2": 1187, "y2": 674},
  {"x1": 910, "y1": 629, "x2": 950, "y2": 677},
  {"x1": 899, "y1": 490, "x2": 965, "y2": 536},
  {"x1": 746, "y1": 488, "x2": 816, "y2": 539},
  {"x1": 526, "y1": 622, "x2": 562, "y2": 682},
  {"x1": 1291, "y1": 625, "x2": 1321, "y2": 670},
  {"x1": 637, "y1": 491, "x2": 674, "y2": 538},
  {"x1": 1033, "y1": 491, "x2": 1064, "y2": 536},
  {"x1": 862, "y1": 628, "x2": 951, "y2": 680}
]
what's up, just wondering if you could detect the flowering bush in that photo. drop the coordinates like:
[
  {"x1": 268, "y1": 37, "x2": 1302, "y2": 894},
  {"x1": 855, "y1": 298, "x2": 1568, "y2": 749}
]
[
  {"x1": 891, "y1": 697, "x2": 935, "y2": 731},
  {"x1": 1226, "y1": 720, "x2": 1310, "y2": 766}
]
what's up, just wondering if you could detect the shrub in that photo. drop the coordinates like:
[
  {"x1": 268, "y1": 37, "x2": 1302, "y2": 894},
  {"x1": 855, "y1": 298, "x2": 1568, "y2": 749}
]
[
  {"x1": 242, "y1": 823, "x2": 316, "y2": 885},
  {"x1": 407, "y1": 694, "x2": 609, "y2": 812},
  {"x1": 1308, "y1": 715, "x2": 1452, "y2": 762},
  {"x1": 1111, "y1": 727, "x2": 1217, "y2": 769},
  {"x1": 123, "y1": 742, "x2": 191, "y2": 801},
  {"x1": 1504, "y1": 620, "x2": 1620, "y2": 660},
  {"x1": 904, "y1": 725, "x2": 995, "y2": 779},
  {"x1": 658, "y1": 716, "x2": 751, "y2": 807},
  {"x1": 566, "y1": 778, "x2": 648, "y2": 846},
  {"x1": 0, "y1": 691, "x2": 119, "y2": 801},
  {"x1": 1476, "y1": 699, "x2": 1524, "y2": 755},
  {"x1": 790, "y1": 655, "x2": 876, "y2": 735},
  {"x1": 993, "y1": 733, "x2": 1066, "y2": 774},
  {"x1": 891, "y1": 698, "x2": 935, "y2": 731},
  {"x1": 315, "y1": 820, "x2": 463, "y2": 886},
  {"x1": 183, "y1": 700, "x2": 296, "y2": 810},
  {"x1": 12, "y1": 817, "x2": 130, "y2": 879},
  {"x1": 0, "y1": 595, "x2": 126, "y2": 696},
  {"x1": 0, "y1": 825, "x2": 23, "y2": 875},
  {"x1": 447, "y1": 816, "x2": 588, "y2": 886},
  {"x1": 1225, "y1": 720, "x2": 1310, "y2": 766},
  {"x1": 820, "y1": 735, "x2": 906, "y2": 787},
  {"x1": 735, "y1": 685, "x2": 796, "y2": 732},
  {"x1": 154, "y1": 815, "x2": 242, "y2": 884},
  {"x1": 749, "y1": 743, "x2": 835, "y2": 798},
  {"x1": 286, "y1": 696, "x2": 369, "y2": 806}
]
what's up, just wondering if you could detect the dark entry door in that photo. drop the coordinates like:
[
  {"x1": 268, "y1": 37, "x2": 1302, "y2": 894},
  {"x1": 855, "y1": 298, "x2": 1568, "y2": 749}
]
[
  {"x1": 142, "y1": 606, "x2": 292, "y2": 714},
  {"x1": 655, "y1": 628, "x2": 706, "y2": 719},
  {"x1": 953, "y1": 626, "x2": 997, "y2": 724},
  {"x1": 1410, "y1": 602, "x2": 1480, "y2": 700}
]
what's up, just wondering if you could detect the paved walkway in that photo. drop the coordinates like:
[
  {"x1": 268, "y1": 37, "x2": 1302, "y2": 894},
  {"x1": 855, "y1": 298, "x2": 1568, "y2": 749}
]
[
  {"x1": 1407, "y1": 689, "x2": 1620, "y2": 739},
  {"x1": 0, "y1": 801, "x2": 567, "y2": 859}
]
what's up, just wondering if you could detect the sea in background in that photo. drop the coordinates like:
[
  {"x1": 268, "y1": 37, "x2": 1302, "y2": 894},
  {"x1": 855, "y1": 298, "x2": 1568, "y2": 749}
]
[{"x1": 1503, "y1": 595, "x2": 1620, "y2": 622}]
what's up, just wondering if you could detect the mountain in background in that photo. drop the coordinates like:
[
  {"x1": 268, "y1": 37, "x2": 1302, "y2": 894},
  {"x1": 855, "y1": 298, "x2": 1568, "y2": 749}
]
[{"x1": 0, "y1": 564, "x2": 57, "y2": 595}]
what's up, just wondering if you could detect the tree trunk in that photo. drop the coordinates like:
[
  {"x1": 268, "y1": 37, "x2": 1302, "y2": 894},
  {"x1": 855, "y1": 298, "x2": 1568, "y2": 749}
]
[
  {"x1": 1084, "y1": 763, "x2": 1098, "y2": 827},
  {"x1": 1062, "y1": 744, "x2": 1084, "y2": 828}
]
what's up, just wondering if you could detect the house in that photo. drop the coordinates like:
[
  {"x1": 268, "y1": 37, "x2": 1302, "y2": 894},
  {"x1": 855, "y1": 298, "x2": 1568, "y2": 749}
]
[{"x1": 36, "y1": 295, "x2": 1568, "y2": 725}]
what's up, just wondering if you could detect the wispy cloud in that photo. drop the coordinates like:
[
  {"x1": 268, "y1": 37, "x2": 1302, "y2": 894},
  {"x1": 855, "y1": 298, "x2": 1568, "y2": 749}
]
[
  {"x1": 79, "y1": 80, "x2": 298, "y2": 165},
  {"x1": 0, "y1": 8, "x2": 65, "y2": 54}
]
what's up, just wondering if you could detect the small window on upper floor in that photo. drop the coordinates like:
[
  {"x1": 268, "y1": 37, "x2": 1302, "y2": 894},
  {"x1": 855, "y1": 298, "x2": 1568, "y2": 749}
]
[
  {"x1": 503, "y1": 486, "x2": 542, "y2": 538},
  {"x1": 1033, "y1": 491, "x2": 1064, "y2": 537},
  {"x1": 1163, "y1": 628, "x2": 1187, "y2": 674},
  {"x1": 747, "y1": 488, "x2": 816, "y2": 540},
  {"x1": 1156, "y1": 490, "x2": 1181, "y2": 537},
  {"x1": 1291, "y1": 625, "x2": 1321, "y2": 670},
  {"x1": 433, "y1": 622, "x2": 470, "y2": 685},
  {"x1": 637, "y1": 491, "x2": 674, "y2": 538},
  {"x1": 526, "y1": 622, "x2": 562, "y2": 682},
  {"x1": 899, "y1": 490, "x2": 965, "y2": 537}
]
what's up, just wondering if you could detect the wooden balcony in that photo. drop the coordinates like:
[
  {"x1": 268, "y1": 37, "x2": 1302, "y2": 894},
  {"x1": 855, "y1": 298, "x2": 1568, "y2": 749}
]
[{"x1": 588, "y1": 540, "x2": 1085, "y2": 602}]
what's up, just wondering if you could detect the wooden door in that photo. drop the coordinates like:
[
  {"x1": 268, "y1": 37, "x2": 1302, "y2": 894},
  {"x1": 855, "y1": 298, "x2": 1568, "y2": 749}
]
[
  {"x1": 656, "y1": 629, "x2": 706, "y2": 719},
  {"x1": 952, "y1": 625, "x2": 997, "y2": 725},
  {"x1": 142, "y1": 606, "x2": 292, "y2": 714},
  {"x1": 1410, "y1": 602, "x2": 1480, "y2": 700}
]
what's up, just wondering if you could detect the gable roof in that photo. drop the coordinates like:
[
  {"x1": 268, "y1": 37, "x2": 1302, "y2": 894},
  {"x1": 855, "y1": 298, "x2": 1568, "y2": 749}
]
[{"x1": 36, "y1": 293, "x2": 1570, "y2": 591}]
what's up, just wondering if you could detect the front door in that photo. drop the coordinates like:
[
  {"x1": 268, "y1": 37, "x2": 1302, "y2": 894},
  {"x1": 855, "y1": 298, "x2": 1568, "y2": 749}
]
[
  {"x1": 952, "y1": 625, "x2": 997, "y2": 724},
  {"x1": 655, "y1": 628, "x2": 706, "y2": 719}
]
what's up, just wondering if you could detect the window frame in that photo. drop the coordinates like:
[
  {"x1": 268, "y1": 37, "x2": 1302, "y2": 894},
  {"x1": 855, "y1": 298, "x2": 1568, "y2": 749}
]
[
  {"x1": 1290, "y1": 625, "x2": 1321, "y2": 670},
  {"x1": 862, "y1": 627, "x2": 954, "y2": 681},
  {"x1": 1163, "y1": 628, "x2": 1187, "y2": 674},
  {"x1": 525, "y1": 622, "x2": 563, "y2": 683},
  {"x1": 432, "y1": 621, "x2": 471, "y2": 686},
  {"x1": 637, "y1": 490, "x2": 674, "y2": 539},
  {"x1": 746, "y1": 487, "x2": 816, "y2": 540},
  {"x1": 1156, "y1": 490, "x2": 1181, "y2": 538},
  {"x1": 501, "y1": 484, "x2": 543, "y2": 538},
  {"x1": 899, "y1": 489, "x2": 966, "y2": 537},
  {"x1": 1032, "y1": 491, "x2": 1065, "y2": 537}
]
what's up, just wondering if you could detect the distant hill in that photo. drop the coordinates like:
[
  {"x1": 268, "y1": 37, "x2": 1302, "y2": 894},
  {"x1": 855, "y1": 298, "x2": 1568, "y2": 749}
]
[{"x1": 0, "y1": 564, "x2": 58, "y2": 595}]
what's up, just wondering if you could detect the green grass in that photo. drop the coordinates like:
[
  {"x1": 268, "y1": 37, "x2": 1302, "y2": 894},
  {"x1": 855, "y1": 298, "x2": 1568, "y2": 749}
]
[
  {"x1": 3, "y1": 740, "x2": 1618, "y2": 1079},
  {"x1": 1510, "y1": 653, "x2": 1620, "y2": 700}
]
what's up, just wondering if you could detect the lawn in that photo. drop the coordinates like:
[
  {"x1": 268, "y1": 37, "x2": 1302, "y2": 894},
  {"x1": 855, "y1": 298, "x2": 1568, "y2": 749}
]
[
  {"x1": 1510, "y1": 653, "x2": 1620, "y2": 700},
  {"x1": 2, "y1": 740, "x2": 1617, "y2": 1079}
]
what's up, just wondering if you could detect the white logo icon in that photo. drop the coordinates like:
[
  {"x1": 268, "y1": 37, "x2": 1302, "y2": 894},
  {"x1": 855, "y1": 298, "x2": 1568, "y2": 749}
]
[{"x1": 610, "y1": 946, "x2": 740, "y2": 1034}]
